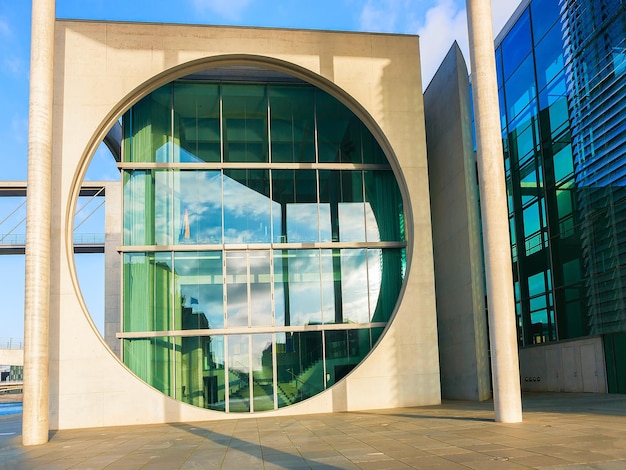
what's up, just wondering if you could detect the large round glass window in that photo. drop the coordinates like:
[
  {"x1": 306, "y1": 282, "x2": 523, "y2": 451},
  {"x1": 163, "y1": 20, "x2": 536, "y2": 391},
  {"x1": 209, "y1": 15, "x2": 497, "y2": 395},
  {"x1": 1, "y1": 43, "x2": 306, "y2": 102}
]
[{"x1": 119, "y1": 68, "x2": 406, "y2": 412}]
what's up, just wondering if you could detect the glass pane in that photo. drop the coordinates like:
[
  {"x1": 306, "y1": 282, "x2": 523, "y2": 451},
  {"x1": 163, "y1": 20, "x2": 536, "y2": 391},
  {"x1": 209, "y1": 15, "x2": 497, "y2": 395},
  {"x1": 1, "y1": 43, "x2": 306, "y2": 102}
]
[
  {"x1": 124, "y1": 85, "x2": 172, "y2": 163},
  {"x1": 175, "y1": 252, "x2": 224, "y2": 330},
  {"x1": 320, "y1": 249, "x2": 337, "y2": 324},
  {"x1": 340, "y1": 249, "x2": 370, "y2": 323},
  {"x1": 123, "y1": 337, "x2": 175, "y2": 396},
  {"x1": 287, "y1": 250, "x2": 322, "y2": 326},
  {"x1": 251, "y1": 334, "x2": 274, "y2": 411},
  {"x1": 276, "y1": 331, "x2": 324, "y2": 407},
  {"x1": 228, "y1": 335, "x2": 250, "y2": 412},
  {"x1": 204, "y1": 335, "x2": 226, "y2": 411},
  {"x1": 226, "y1": 251, "x2": 248, "y2": 327},
  {"x1": 173, "y1": 82, "x2": 220, "y2": 163},
  {"x1": 505, "y1": 55, "x2": 537, "y2": 122},
  {"x1": 123, "y1": 170, "x2": 173, "y2": 246},
  {"x1": 316, "y1": 90, "x2": 361, "y2": 163},
  {"x1": 501, "y1": 10, "x2": 532, "y2": 80},
  {"x1": 534, "y1": 24, "x2": 565, "y2": 92},
  {"x1": 319, "y1": 170, "x2": 365, "y2": 242},
  {"x1": 273, "y1": 250, "x2": 287, "y2": 327},
  {"x1": 370, "y1": 249, "x2": 404, "y2": 323},
  {"x1": 324, "y1": 329, "x2": 369, "y2": 387},
  {"x1": 174, "y1": 170, "x2": 223, "y2": 245},
  {"x1": 123, "y1": 252, "x2": 174, "y2": 332},
  {"x1": 223, "y1": 84, "x2": 268, "y2": 163},
  {"x1": 224, "y1": 169, "x2": 271, "y2": 243},
  {"x1": 364, "y1": 170, "x2": 404, "y2": 242},
  {"x1": 269, "y1": 85, "x2": 315, "y2": 163},
  {"x1": 179, "y1": 336, "x2": 211, "y2": 408},
  {"x1": 250, "y1": 251, "x2": 272, "y2": 326},
  {"x1": 272, "y1": 169, "x2": 319, "y2": 243},
  {"x1": 531, "y1": 0, "x2": 562, "y2": 44}
]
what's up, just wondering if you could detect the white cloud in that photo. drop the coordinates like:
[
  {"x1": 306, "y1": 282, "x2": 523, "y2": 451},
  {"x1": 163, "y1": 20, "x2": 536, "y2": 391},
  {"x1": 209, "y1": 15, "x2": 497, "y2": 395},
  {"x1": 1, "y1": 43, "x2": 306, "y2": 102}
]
[
  {"x1": 191, "y1": 0, "x2": 253, "y2": 21},
  {"x1": 417, "y1": 0, "x2": 469, "y2": 89},
  {"x1": 4, "y1": 57, "x2": 25, "y2": 77},
  {"x1": 0, "y1": 18, "x2": 11, "y2": 37},
  {"x1": 491, "y1": 1, "x2": 522, "y2": 38}
]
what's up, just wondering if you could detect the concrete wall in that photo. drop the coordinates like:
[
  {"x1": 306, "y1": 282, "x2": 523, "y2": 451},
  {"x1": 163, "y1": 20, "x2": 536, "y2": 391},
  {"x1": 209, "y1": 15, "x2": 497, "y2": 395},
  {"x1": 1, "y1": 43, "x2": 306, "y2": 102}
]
[
  {"x1": 0, "y1": 349, "x2": 24, "y2": 367},
  {"x1": 423, "y1": 43, "x2": 491, "y2": 401},
  {"x1": 50, "y1": 20, "x2": 440, "y2": 429},
  {"x1": 519, "y1": 336, "x2": 607, "y2": 393}
]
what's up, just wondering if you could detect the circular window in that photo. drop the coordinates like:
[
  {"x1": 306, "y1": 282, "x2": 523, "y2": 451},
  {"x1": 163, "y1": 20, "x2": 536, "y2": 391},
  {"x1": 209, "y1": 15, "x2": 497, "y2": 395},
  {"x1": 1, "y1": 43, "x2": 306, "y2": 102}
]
[{"x1": 117, "y1": 67, "x2": 406, "y2": 412}]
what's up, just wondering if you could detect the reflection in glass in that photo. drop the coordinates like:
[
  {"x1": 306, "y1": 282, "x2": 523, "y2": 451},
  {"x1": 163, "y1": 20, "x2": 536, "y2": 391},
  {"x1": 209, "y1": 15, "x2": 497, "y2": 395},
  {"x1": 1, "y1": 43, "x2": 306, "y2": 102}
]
[
  {"x1": 123, "y1": 252, "x2": 175, "y2": 332},
  {"x1": 223, "y1": 84, "x2": 268, "y2": 163},
  {"x1": 251, "y1": 334, "x2": 274, "y2": 411},
  {"x1": 204, "y1": 336, "x2": 226, "y2": 411},
  {"x1": 120, "y1": 79, "x2": 408, "y2": 413},
  {"x1": 270, "y1": 86, "x2": 315, "y2": 163},
  {"x1": 228, "y1": 335, "x2": 250, "y2": 412},
  {"x1": 250, "y1": 251, "x2": 272, "y2": 326},
  {"x1": 286, "y1": 250, "x2": 322, "y2": 326},
  {"x1": 175, "y1": 170, "x2": 222, "y2": 245},
  {"x1": 324, "y1": 330, "x2": 369, "y2": 387},
  {"x1": 123, "y1": 337, "x2": 175, "y2": 396},
  {"x1": 224, "y1": 169, "x2": 271, "y2": 243},
  {"x1": 175, "y1": 252, "x2": 224, "y2": 330},
  {"x1": 226, "y1": 252, "x2": 248, "y2": 327},
  {"x1": 173, "y1": 82, "x2": 220, "y2": 163},
  {"x1": 276, "y1": 332, "x2": 324, "y2": 407}
]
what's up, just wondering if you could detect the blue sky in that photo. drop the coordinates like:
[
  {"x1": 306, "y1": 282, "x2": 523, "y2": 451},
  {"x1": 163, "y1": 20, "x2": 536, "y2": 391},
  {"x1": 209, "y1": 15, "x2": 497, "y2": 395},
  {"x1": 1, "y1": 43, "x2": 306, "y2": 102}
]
[{"x1": 0, "y1": 0, "x2": 520, "y2": 340}]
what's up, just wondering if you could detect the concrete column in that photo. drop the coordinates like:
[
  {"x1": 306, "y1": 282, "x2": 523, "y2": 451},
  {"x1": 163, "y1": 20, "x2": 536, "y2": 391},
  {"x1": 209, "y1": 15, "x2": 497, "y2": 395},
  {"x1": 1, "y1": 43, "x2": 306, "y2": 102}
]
[
  {"x1": 23, "y1": 0, "x2": 56, "y2": 446},
  {"x1": 466, "y1": 0, "x2": 522, "y2": 423}
]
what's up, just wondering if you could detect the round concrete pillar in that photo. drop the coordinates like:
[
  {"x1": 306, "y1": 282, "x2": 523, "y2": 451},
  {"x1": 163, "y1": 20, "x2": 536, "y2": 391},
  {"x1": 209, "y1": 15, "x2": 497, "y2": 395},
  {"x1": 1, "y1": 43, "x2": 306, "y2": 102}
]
[
  {"x1": 23, "y1": 0, "x2": 56, "y2": 446},
  {"x1": 466, "y1": 0, "x2": 523, "y2": 423}
]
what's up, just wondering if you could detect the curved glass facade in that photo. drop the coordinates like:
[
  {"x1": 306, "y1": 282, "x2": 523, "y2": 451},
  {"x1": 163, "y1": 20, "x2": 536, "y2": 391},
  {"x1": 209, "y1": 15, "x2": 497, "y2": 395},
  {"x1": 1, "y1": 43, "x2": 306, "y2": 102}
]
[{"x1": 119, "y1": 74, "x2": 407, "y2": 412}]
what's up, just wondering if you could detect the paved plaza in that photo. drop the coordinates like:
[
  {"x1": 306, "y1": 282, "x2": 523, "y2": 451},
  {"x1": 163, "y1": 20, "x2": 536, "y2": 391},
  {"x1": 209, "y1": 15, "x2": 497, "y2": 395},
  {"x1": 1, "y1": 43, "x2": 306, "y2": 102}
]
[{"x1": 1, "y1": 393, "x2": 626, "y2": 469}]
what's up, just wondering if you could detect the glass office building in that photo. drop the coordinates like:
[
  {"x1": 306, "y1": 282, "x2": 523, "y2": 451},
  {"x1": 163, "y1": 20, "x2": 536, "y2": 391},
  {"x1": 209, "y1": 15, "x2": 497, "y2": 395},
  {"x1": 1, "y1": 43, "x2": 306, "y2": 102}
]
[
  {"x1": 118, "y1": 74, "x2": 406, "y2": 412},
  {"x1": 497, "y1": 0, "x2": 626, "y2": 391}
]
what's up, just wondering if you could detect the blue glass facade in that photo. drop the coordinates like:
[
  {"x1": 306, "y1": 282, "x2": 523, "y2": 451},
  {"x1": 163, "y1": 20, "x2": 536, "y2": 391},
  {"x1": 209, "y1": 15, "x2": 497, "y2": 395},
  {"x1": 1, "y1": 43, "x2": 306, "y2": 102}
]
[{"x1": 497, "y1": 0, "x2": 626, "y2": 390}]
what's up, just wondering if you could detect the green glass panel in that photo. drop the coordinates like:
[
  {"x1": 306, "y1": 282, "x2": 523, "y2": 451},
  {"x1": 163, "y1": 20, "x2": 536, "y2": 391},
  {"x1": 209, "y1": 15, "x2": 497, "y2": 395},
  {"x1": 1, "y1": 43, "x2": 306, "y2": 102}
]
[
  {"x1": 175, "y1": 252, "x2": 224, "y2": 330},
  {"x1": 173, "y1": 82, "x2": 220, "y2": 163},
  {"x1": 320, "y1": 249, "x2": 337, "y2": 324},
  {"x1": 204, "y1": 336, "x2": 226, "y2": 411},
  {"x1": 123, "y1": 170, "x2": 173, "y2": 246},
  {"x1": 286, "y1": 250, "x2": 322, "y2": 326},
  {"x1": 340, "y1": 249, "x2": 370, "y2": 324},
  {"x1": 324, "y1": 329, "x2": 368, "y2": 387},
  {"x1": 224, "y1": 169, "x2": 271, "y2": 243},
  {"x1": 275, "y1": 331, "x2": 324, "y2": 407},
  {"x1": 228, "y1": 335, "x2": 250, "y2": 412},
  {"x1": 125, "y1": 86, "x2": 172, "y2": 163},
  {"x1": 123, "y1": 337, "x2": 175, "y2": 396},
  {"x1": 174, "y1": 170, "x2": 223, "y2": 245},
  {"x1": 370, "y1": 249, "x2": 403, "y2": 323},
  {"x1": 319, "y1": 170, "x2": 366, "y2": 242},
  {"x1": 553, "y1": 144, "x2": 573, "y2": 183},
  {"x1": 272, "y1": 169, "x2": 318, "y2": 242},
  {"x1": 250, "y1": 251, "x2": 272, "y2": 327},
  {"x1": 364, "y1": 170, "x2": 404, "y2": 242},
  {"x1": 316, "y1": 90, "x2": 361, "y2": 163},
  {"x1": 269, "y1": 85, "x2": 315, "y2": 163},
  {"x1": 123, "y1": 252, "x2": 176, "y2": 332},
  {"x1": 273, "y1": 250, "x2": 287, "y2": 327},
  {"x1": 223, "y1": 84, "x2": 268, "y2": 163},
  {"x1": 251, "y1": 334, "x2": 274, "y2": 411},
  {"x1": 226, "y1": 251, "x2": 248, "y2": 327}
]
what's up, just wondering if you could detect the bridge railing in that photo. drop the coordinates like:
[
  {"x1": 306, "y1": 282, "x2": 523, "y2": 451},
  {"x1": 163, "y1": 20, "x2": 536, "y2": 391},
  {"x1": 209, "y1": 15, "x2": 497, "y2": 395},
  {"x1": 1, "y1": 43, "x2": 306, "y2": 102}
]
[{"x1": 0, "y1": 338, "x2": 24, "y2": 350}]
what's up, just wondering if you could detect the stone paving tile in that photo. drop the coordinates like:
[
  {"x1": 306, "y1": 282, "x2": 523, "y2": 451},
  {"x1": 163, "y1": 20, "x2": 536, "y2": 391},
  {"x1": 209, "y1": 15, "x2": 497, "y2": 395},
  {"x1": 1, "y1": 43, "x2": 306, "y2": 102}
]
[{"x1": 3, "y1": 393, "x2": 626, "y2": 469}]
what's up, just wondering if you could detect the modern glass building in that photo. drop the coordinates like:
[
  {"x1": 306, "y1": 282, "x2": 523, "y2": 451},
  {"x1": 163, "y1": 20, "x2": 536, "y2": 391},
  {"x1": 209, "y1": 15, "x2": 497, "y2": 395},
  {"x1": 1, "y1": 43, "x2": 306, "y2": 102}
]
[
  {"x1": 496, "y1": 0, "x2": 626, "y2": 391},
  {"x1": 118, "y1": 74, "x2": 407, "y2": 412}
]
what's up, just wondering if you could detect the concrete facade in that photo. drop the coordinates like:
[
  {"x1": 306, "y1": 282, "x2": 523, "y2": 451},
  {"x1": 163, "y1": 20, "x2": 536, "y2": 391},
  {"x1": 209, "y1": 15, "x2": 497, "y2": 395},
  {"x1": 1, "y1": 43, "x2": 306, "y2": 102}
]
[
  {"x1": 424, "y1": 43, "x2": 491, "y2": 402},
  {"x1": 50, "y1": 20, "x2": 440, "y2": 430}
]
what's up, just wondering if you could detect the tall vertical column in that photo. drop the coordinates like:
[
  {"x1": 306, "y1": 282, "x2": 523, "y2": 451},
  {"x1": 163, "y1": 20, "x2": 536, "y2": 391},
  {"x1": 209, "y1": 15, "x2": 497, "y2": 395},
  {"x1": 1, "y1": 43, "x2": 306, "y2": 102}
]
[
  {"x1": 466, "y1": 0, "x2": 522, "y2": 423},
  {"x1": 23, "y1": 0, "x2": 56, "y2": 446}
]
